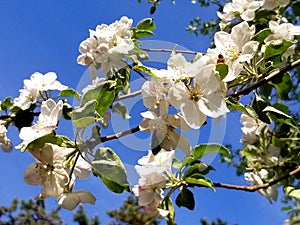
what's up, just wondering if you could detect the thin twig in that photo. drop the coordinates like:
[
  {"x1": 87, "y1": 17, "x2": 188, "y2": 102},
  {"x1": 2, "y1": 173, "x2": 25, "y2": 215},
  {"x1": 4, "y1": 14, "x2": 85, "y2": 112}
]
[
  {"x1": 100, "y1": 125, "x2": 140, "y2": 142},
  {"x1": 228, "y1": 58, "x2": 300, "y2": 98},
  {"x1": 141, "y1": 48, "x2": 200, "y2": 55},
  {"x1": 115, "y1": 90, "x2": 142, "y2": 101},
  {"x1": 213, "y1": 166, "x2": 300, "y2": 192}
]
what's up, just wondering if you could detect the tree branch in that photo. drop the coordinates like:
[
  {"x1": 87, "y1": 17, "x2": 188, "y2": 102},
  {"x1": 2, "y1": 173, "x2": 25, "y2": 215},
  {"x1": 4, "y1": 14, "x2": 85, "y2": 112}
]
[
  {"x1": 141, "y1": 48, "x2": 200, "y2": 55},
  {"x1": 213, "y1": 166, "x2": 300, "y2": 192},
  {"x1": 228, "y1": 58, "x2": 300, "y2": 98}
]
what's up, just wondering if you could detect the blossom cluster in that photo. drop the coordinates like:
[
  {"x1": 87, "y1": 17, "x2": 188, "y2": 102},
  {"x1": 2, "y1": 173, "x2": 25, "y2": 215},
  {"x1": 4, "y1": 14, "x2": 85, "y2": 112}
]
[
  {"x1": 14, "y1": 72, "x2": 68, "y2": 111},
  {"x1": 77, "y1": 16, "x2": 135, "y2": 75},
  {"x1": 132, "y1": 150, "x2": 174, "y2": 217}
]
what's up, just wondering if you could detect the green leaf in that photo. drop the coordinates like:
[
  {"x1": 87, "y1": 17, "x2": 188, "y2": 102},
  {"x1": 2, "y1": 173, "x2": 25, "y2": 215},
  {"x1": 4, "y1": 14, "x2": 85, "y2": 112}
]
[
  {"x1": 59, "y1": 88, "x2": 80, "y2": 100},
  {"x1": 183, "y1": 163, "x2": 215, "y2": 178},
  {"x1": 270, "y1": 73, "x2": 292, "y2": 100},
  {"x1": 133, "y1": 30, "x2": 155, "y2": 38},
  {"x1": 112, "y1": 102, "x2": 130, "y2": 119},
  {"x1": 72, "y1": 100, "x2": 96, "y2": 128},
  {"x1": 136, "y1": 18, "x2": 156, "y2": 31},
  {"x1": 285, "y1": 186, "x2": 300, "y2": 199},
  {"x1": 260, "y1": 83, "x2": 273, "y2": 99},
  {"x1": 1, "y1": 97, "x2": 13, "y2": 112},
  {"x1": 181, "y1": 144, "x2": 230, "y2": 168},
  {"x1": 98, "y1": 174, "x2": 129, "y2": 193},
  {"x1": 132, "y1": 65, "x2": 158, "y2": 78},
  {"x1": 263, "y1": 40, "x2": 294, "y2": 60},
  {"x1": 81, "y1": 81, "x2": 116, "y2": 116},
  {"x1": 175, "y1": 188, "x2": 195, "y2": 210},
  {"x1": 252, "y1": 28, "x2": 272, "y2": 44},
  {"x1": 92, "y1": 147, "x2": 129, "y2": 193},
  {"x1": 216, "y1": 63, "x2": 228, "y2": 80},
  {"x1": 26, "y1": 133, "x2": 74, "y2": 151},
  {"x1": 184, "y1": 174, "x2": 215, "y2": 191},
  {"x1": 192, "y1": 143, "x2": 231, "y2": 161},
  {"x1": 262, "y1": 106, "x2": 291, "y2": 119},
  {"x1": 292, "y1": 2, "x2": 300, "y2": 17}
]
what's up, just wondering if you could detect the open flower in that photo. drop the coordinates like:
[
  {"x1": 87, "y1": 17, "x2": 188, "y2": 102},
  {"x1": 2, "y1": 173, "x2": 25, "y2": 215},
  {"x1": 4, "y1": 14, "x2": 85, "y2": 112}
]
[
  {"x1": 14, "y1": 72, "x2": 67, "y2": 110},
  {"x1": 17, "y1": 99, "x2": 63, "y2": 151},
  {"x1": 240, "y1": 113, "x2": 266, "y2": 144},
  {"x1": 167, "y1": 64, "x2": 228, "y2": 129},
  {"x1": 0, "y1": 124, "x2": 12, "y2": 153},
  {"x1": 132, "y1": 149, "x2": 173, "y2": 218},
  {"x1": 57, "y1": 190, "x2": 96, "y2": 210},
  {"x1": 140, "y1": 100, "x2": 191, "y2": 154},
  {"x1": 211, "y1": 21, "x2": 259, "y2": 82},
  {"x1": 24, "y1": 143, "x2": 71, "y2": 199},
  {"x1": 244, "y1": 169, "x2": 279, "y2": 202},
  {"x1": 262, "y1": 0, "x2": 289, "y2": 10},
  {"x1": 217, "y1": 0, "x2": 263, "y2": 22},
  {"x1": 77, "y1": 16, "x2": 134, "y2": 75}
]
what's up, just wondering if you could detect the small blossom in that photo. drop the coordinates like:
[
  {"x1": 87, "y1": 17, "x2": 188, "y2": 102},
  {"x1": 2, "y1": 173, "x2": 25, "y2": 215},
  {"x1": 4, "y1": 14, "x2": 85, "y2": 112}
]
[
  {"x1": 14, "y1": 72, "x2": 67, "y2": 110},
  {"x1": 16, "y1": 99, "x2": 63, "y2": 150},
  {"x1": 0, "y1": 124, "x2": 12, "y2": 153},
  {"x1": 244, "y1": 169, "x2": 279, "y2": 202},
  {"x1": 262, "y1": 0, "x2": 289, "y2": 10},
  {"x1": 217, "y1": 0, "x2": 263, "y2": 22},
  {"x1": 240, "y1": 113, "x2": 266, "y2": 144},
  {"x1": 57, "y1": 190, "x2": 96, "y2": 210},
  {"x1": 77, "y1": 16, "x2": 134, "y2": 75},
  {"x1": 140, "y1": 100, "x2": 191, "y2": 154}
]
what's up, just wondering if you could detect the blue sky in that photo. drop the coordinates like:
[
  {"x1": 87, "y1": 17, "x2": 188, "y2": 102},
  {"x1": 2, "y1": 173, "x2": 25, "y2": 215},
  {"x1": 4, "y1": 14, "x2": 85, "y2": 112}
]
[{"x1": 0, "y1": 1, "x2": 289, "y2": 224}]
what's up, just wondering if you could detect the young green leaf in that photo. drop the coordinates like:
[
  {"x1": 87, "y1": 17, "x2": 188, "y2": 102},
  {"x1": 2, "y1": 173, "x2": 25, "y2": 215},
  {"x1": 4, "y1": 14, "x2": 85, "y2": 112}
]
[
  {"x1": 112, "y1": 102, "x2": 130, "y2": 119},
  {"x1": 59, "y1": 88, "x2": 80, "y2": 100},
  {"x1": 92, "y1": 147, "x2": 129, "y2": 193},
  {"x1": 175, "y1": 188, "x2": 195, "y2": 210}
]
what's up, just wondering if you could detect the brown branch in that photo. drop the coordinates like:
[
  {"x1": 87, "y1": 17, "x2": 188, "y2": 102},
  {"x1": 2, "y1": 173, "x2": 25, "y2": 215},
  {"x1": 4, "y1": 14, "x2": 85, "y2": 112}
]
[
  {"x1": 213, "y1": 166, "x2": 300, "y2": 192},
  {"x1": 100, "y1": 125, "x2": 140, "y2": 142},
  {"x1": 228, "y1": 58, "x2": 300, "y2": 98}
]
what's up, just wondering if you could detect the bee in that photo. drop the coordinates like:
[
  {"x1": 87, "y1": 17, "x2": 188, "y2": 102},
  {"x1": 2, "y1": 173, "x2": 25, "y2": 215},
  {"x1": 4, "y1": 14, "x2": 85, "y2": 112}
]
[{"x1": 217, "y1": 54, "x2": 225, "y2": 64}]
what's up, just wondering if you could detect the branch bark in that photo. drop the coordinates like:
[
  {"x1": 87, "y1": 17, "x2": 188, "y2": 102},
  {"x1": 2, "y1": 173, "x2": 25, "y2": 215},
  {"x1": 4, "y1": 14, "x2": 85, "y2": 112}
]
[
  {"x1": 228, "y1": 58, "x2": 300, "y2": 98},
  {"x1": 213, "y1": 166, "x2": 300, "y2": 192}
]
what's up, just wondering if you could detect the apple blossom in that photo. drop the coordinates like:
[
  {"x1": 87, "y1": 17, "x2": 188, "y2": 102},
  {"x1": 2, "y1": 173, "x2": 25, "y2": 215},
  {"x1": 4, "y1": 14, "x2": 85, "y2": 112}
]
[
  {"x1": 167, "y1": 64, "x2": 228, "y2": 129},
  {"x1": 24, "y1": 143, "x2": 71, "y2": 199},
  {"x1": 211, "y1": 21, "x2": 259, "y2": 82},
  {"x1": 217, "y1": 0, "x2": 263, "y2": 22},
  {"x1": 17, "y1": 99, "x2": 63, "y2": 151},
  {"x1": 14, "y1": 72, "x2": 68, "y2": 110},
  {"x1": 57, "y1": 190, "x2": 96, "y2": 210},
  {"x1": 139, "y1": 100, "x2": 191, "y2": 154},
  {"x1": 0, "y1": 124, "x2": 12, "y2": 153},
  {"x1": 244, "y1": 169, "x2": 279, "y2": 202},
  {"x1": 240, "y1": 113, "x2": 267, "y2": 144},
  {"x1": 77, "y1": 16, "x2": 134, "y2": 75},
  {"x1": 262, "y1": 0, "x2": 290, "y2": 10}
]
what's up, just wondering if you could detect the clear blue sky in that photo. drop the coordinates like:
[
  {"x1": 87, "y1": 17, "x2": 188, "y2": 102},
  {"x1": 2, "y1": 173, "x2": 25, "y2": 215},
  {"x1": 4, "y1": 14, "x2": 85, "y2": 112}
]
[{"x1": 0, "y1": 1, "x2": 288, "y2": 224}]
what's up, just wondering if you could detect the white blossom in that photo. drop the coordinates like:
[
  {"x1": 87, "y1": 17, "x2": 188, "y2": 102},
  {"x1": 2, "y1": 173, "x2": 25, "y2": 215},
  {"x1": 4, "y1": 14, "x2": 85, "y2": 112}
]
[
  {"x1": 240, "y1": 113, "x2": 266, "y2": 144},
  {"x1": 262, "y1": 0, "x2": 289, "y2": 10},
  {"x1": 14, "y1": 72, "x2": 67, "y2": 110},
  {"x1": 24, "y1": 143, "x2": 71, "y2": 199},
  {"x1": 77, "y1": 16, "x2": 134, "y2": 75},
  {"x1": 167, "y1": 63, "x2": 228, "y2": 129},
  {"x1": 244, "y1": 169, "x2": 279, "y2": 202},
  {"x1": 16, "y1": 99, "x2": 63, "y2": 151},
  {"x1": 212, "y1": 21, "x2": 259, "y2": 82},
  {"x1": 0, "y1": 124, "x2": 12, "y2": 153},
  {"x1": 139, "y1": 100, "x2": 191, "y2": 154},
  {"x1": 57, "y1": 190, "x2": 96, "y2": 210},
  {"x1": 217, "y1": 0, "x2": 263, "y2": 22}
]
